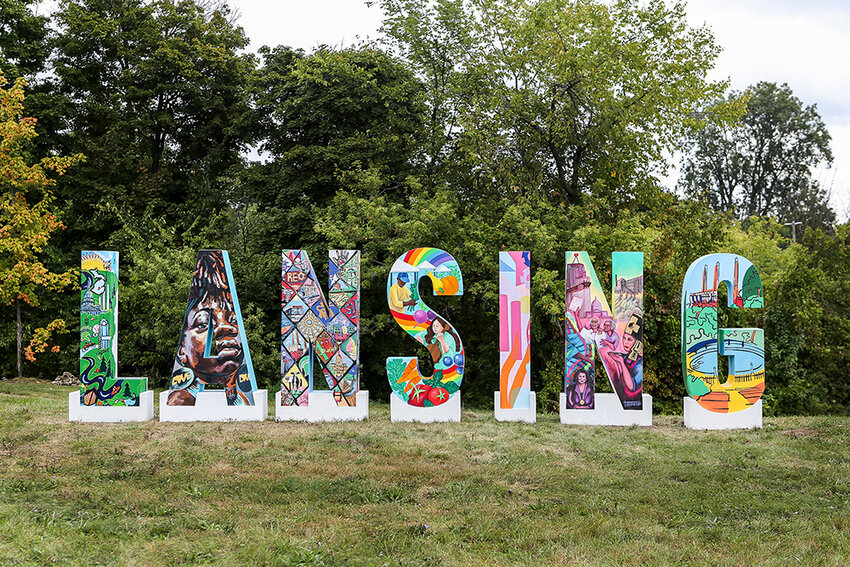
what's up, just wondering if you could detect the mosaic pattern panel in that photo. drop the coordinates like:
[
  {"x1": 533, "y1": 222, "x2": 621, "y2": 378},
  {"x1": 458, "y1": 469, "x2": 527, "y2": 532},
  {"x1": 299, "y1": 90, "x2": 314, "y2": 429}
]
[{"x1": 280, "y1": 250, "x2": 361, "y2": 407}]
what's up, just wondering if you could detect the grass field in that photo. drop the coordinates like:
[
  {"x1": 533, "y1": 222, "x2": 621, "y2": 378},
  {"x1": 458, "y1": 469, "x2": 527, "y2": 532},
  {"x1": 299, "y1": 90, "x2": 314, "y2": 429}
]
[{"x1": 1, "y1": 379, "x2": 848, "y2": 566}]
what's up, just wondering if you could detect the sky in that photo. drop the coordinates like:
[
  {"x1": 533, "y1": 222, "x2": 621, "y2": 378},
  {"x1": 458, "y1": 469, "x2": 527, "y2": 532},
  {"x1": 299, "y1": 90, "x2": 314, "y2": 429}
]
[{"x1": 230, "y1": 0, "x2": 850, "y2": 222}]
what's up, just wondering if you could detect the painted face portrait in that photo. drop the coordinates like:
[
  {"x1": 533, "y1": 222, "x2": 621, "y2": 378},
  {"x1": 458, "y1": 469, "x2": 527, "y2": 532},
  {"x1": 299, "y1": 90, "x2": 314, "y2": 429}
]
[
  {"x1": 622, "y1": 314, "x2": 643, "y2": 360},
  {"x1": 431, "y1": 319, "x2": 444, "y2": 336},
  {"x1": 169, "y1": 250, "x2": 258, "y2": 407},
  {"x1": 173, "y1": 251, "x2": 245, "y2": 385},
  {"x1": 177, "y1": 296, "x2": 243, "y2": 382}
]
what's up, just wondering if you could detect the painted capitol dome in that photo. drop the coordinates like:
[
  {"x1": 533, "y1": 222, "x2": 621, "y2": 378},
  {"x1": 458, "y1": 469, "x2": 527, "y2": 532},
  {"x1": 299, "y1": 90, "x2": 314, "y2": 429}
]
[{"x1": 81, "y1": 290, "x2": 100, "y2": 315}]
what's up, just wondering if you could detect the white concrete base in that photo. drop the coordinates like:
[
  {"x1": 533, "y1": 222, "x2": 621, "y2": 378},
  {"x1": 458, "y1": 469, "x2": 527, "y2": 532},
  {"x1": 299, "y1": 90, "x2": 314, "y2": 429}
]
[
  {"x1": 494, "y1": 391, "x2": 537, "y2": 423},
  {"x1": 159, "y1": 390, "x2": 268, "y2": 422},
  {"x1": 560, "y1": 393, "x2": 653, "y2": 426},
  {"x1": 683, "y1": 397, "x2": 763, "y2": 430},
  {"x1": 391, "y1": 392, "x2": 461, "y2": 423},
  {"x1": 275, "y1": 390, "x2": 369, "y2": 422},
  {"x1": 68, "y1": 390, "x2": 154, "y2": 422}
]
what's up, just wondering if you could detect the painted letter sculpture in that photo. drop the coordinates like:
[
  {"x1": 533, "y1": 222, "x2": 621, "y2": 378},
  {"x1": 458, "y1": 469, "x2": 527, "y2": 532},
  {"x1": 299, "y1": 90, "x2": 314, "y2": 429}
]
[
  {"x1": 499, "y1": 251, "x2": 531, "y2": 409},
  {"x1": 280, "y1": 250, "x2": 361, "y2": 407},
  {"x1": 168, "y1": 250, "x2": 258, "y2": 406},
  {"x1": 387, "y1": 248, "x2": 464, "y2": 407},
  {"x1": 564, "y1": 252, "x2": 644, "y2": 410},
  {"x1": 79, "y1": 251, "x2": 146, "y2": 406},
  {"x1": 681, "y1": 254, "x2": 765, "y2": 413}
]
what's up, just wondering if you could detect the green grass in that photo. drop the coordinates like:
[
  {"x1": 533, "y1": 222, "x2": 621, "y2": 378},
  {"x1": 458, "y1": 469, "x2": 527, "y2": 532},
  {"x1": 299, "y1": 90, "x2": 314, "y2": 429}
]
[{"x1": 1, "y1": 379, "x2": 848, "y2": 566}]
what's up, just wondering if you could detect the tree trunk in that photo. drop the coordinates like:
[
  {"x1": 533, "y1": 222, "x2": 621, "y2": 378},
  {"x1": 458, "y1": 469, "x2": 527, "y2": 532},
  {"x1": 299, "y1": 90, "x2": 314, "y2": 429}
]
[{"x1": 16, "y1": 297, "x2": 22, "y2": 378}]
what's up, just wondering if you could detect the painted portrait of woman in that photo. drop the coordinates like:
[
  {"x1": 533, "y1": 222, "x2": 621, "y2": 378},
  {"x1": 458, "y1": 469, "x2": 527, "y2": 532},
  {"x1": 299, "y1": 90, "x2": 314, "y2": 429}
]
[
  {"x1": 423, "y1": 316, "x2": 461, "y2": 367},
  {"x1": 601, "y1": 313, "x2": 643, "y2": 409},
  {"x1": 566, "y1": 367, "x2": 595, "y2": 409}
]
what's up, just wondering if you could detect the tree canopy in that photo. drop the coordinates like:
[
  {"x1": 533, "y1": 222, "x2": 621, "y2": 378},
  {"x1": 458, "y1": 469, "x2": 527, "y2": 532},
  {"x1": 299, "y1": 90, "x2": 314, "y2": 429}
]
[
  {"x1": 375, "y1": 0, "x2": 729, "y2": 206},
  {"x1": 0, "y1": 73, "x2": 83, "y2": 376},
  {"x1": 0, "y1": 0, "x2": 50, "y2": 79},
  {"x1": 51, "y1": 0, "x2": 254, "y2": 244},
  {"x1": 679, "y1": 81, "x2": 835, "y2": 230}
]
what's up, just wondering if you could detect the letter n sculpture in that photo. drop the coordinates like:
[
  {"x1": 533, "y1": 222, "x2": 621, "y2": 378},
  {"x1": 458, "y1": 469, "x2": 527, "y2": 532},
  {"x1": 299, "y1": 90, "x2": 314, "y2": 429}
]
[
  {"x1": 278, "y1": 250, "x2": 366, "y2": 421},
  {"x1": 560, "y1": 251, "x2": 651, "y2": 426}
]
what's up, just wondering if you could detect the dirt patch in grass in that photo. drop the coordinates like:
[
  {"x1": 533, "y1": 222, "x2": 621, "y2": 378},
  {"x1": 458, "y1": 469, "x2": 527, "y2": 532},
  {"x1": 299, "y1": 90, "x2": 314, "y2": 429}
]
[{"x1": 779, "y1": 428, "x2": 819, "y2": 437}]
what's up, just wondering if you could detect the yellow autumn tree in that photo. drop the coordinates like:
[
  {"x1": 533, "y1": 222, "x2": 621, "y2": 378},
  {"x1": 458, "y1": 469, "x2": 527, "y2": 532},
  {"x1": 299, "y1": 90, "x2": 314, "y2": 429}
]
[{"x1": 0, "y1": 71, "x2": 84, "y2": 377}]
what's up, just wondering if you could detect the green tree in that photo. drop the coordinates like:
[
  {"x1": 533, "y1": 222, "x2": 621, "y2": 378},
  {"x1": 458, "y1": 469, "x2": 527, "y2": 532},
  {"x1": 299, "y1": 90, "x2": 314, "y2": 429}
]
[
  {"x1": 246, "y1": 45, "x2": 425, "y2": 210},
  {"x1": 231, "y1": 45, "x2": 427, "y2": 356},
  {"x1": 0, "y1": 0, "x2": 50, "y2": 80},
  {"x1": 99, "y1": 204, "x2": 280, "y2": 388},
  {"x1": 374, "y1": 0, "x2": 728, "y2": 205},
  {"x1": 50, "y1": 0, "x2": 255, "y2": 246},
  {"x1": 764, "y1": 223, "x2": 850, "y2": 414},
  {"x1": 0, "y1": 74, "x2": 83, "y2": 377},
  {"x1": 679, "y1": 81, "x2": 835, "y2": 230},
  {"x1": 312, "y1": 183, "x2": 729, "y2": 410}
]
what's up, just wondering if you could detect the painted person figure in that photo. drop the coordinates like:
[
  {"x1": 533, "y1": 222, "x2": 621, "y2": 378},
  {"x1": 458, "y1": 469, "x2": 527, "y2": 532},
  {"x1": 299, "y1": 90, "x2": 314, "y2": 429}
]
[
  {"x1": 601, "y1": 314, "x2": 643, "y2": 408},
  {"x1": 388, "y1": 273, "x2": 417, "y2": 313},
  {"x1": 566, "y1": 368, "x2": 594, "y2": 409},
  {"x1": 168, "y1": 251, "x2": 253, "y2": 406},
  {"x1": 578, "y1": 316, "x2": 603, "y2": 346},
  {"x1": 423, "y1": 316, "x2": 461, "y2": 367},
  {"x1": 601, "y1": 319, "x2": 619, "y2": 351},
  {"x1": 98, "y1": 319, "x2": 111, "y2": 349}
]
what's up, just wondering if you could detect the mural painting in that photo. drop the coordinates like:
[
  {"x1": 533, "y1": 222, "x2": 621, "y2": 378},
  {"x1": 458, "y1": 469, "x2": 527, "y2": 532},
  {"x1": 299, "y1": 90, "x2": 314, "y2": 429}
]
[
  {"x1": 79, "y1": 251, "x2": 146, "y2": 406},
  {"x1": 168, "y1": 250, "x2": 257, "y2": 406},
  {"x1": 681, "y1": 253, "x2": 765, "y2": 413},
  {"x1": 386, "y1": 248, "x2": 464, "y2": 407},
  {"x1": 499, "y1": 251, "x2": 531, "y2": 409},
  {"x1": 564, "y1": 252, "x2": 644, "y2": 410},
  {"x1": 280, "y1": 250, "x2": 361, "y2": 407}
]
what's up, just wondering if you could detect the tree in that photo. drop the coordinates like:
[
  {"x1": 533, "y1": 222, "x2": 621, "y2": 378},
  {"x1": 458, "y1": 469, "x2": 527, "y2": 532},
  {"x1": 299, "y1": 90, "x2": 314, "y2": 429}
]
[
  {"x1": 221, "y1": 45, "x2": 429, "y2": 378},
  {"x1": 0, "y1": 0, "x2": 50, "y2": 80},
  {"x1": 0, "y1": 73, "x2": 83, "y2": 377},
  {"x1": 374, "y1": 0, "x2": 728, "y2": 205},
  {"x1": 679, "y1": 81, "x2": 835, "y2": 230},
  {"x1": 246, "y1": 45, "x2": 426, "y2": 208},
  {"x1": 237, "y1": 44, "x2": 426, "y2": 270},
  {"x1": 50, "y1": 0, "x2": 255, "y2": 246}
]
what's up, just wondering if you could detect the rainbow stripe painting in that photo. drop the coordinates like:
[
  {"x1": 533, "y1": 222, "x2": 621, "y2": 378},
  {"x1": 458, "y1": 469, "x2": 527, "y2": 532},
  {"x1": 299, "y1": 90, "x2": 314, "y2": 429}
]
[{"x1": 386, "y1": 247, "x2": 464, "y2": 407}]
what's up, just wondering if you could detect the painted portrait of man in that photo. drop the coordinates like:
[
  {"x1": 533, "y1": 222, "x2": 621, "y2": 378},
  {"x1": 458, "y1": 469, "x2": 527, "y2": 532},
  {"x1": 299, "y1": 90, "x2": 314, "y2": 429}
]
[{"x1": 168, "y1": 250, "x2": 255, "y2": 406}]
